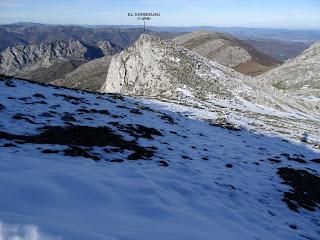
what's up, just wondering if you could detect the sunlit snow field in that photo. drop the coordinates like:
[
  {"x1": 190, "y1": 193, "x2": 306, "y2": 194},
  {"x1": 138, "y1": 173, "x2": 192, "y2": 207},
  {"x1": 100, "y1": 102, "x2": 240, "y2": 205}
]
[{"x1": 0, "y1": 78, "x2": 319, "y2": 240}]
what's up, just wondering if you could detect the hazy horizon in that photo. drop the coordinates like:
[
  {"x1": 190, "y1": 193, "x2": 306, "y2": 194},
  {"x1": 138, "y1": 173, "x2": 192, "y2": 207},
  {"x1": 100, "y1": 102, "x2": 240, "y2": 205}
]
[
  {"x1": 0, "y1": 0, "x2": 319, "y2": 30},
  {"x1": 2, "y1": 21, "x2": 320, "y2": 32}
]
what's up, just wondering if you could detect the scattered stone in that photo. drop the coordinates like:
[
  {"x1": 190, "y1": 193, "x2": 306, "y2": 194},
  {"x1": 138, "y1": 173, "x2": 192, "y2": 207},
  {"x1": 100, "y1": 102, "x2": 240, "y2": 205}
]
[
  {"x1": 12, "y1": 114, "x2": 38, "y2": 124},
  {"x1": 50, "y1": 104, "x2": 61, "y2": 109},
  {"x1": 130, "y1": 109, "x2": 143, "y2": 115},
  {"x1": 39, "y1": 112, "x2": 55, "y2": 118},
  {"x1": 139, "y1": 106, "x2": 154, "y2": 112},
  {"x1": 312, "y1": 159, "x2": 320, "y2": 164},
  {"x1": 24, "y1": 100, "x2": 47, "y2": 105},
  {"x1": 110, "y1": 93, "x2": 124, "y2": 101},
  {"x1": 117, "y1": 105, "x2": 130, "y2": 109},
  {"x1": 289, "y1": 224, "x2": 298, "y2": 230},
  {"x1": 61, "y1": 113, "x2": 76, "y2": 122},
  {"x1": 4, "y1": 80, "x2": 16, "y2": 87},
  {"x1": 76, "y1": 108, "x2": 110, "y2": 115},
  {"x1": 42, "y1": 149, "x2": 60, "y2": 154},
  {"x1": 268, "y1": 158, "x2": 281, "y2": 164},
  {"x1": 267, "y1": 210, "x2": 276, "y2": 216},
  {"x1": 277, "y1": 167, "x2": 320, "y2": 212},
  {"x1": 288, "y1": 157, "x2": 307, "y2": 164},
  {"x1": 111, "y1": 114, "x2": 124, "y2": 119},
  {"x1": 110, "y1": 159, "x2": 124, "y2": 163},
  {"x1": 160, "y1": 114, "x2": 177, "y2": 125},
  {"x1": 112, "y1": 123, "x2": 163, "y2": 140},
  {"x1": 19, "y1": 97, "x2": 32, "y2": 101},
  {"x1": 53, "y1": 93, "x2": 87, "y2": 104},
  {"x1": 33, "y1": 93, "x2": 46, "y2": 99},
  {"x1": 64, "y1": 146, "x2": 100, "y2": 161},
  {"x1": 1, "y1": 143, "x2": 18, "y2": 147},
  {"x1": 159, "y1": 160, "x2": 169, "y2": 167},
  {"x1": 208, "y1": 118, "x2": 241, "y2": 131},
  {"x1": 280, "y1": 153, "x2": 307, "y2": 163}
]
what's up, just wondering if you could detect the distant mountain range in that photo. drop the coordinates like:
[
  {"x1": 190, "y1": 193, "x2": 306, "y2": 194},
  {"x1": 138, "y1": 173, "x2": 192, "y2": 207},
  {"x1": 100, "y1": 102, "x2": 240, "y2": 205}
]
[
  {"x1": 0, "y1": 40, "x2": 122, "y2": 82},
  {"x1": 0, "y1": 23, "x2": 182, "y2": 82},
  {"x1": 0, "y1": 23, "x2": 180, "y2": 52},
  {"x1": 147, "y1": 26, "x2": 320, "y2": 43},
  {"x1": 243, "y1": 39, "x2": 310, "y2": 61}
]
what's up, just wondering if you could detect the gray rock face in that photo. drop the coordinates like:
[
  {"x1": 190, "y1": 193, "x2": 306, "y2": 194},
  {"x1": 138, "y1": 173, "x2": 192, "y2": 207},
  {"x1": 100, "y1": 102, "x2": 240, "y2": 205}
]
[
  {"x1": 172, "y1": 31, "x2": 280, "y2": 76},
  {"x1": 0, "y1": 40, "x2": 122, "y2": 79},
  {"x1": 96, "y1": 41, "x2": 123, "y2": 56},
  {"x1": 256, "y1": 42, "x2": 320, "y2": 98}
]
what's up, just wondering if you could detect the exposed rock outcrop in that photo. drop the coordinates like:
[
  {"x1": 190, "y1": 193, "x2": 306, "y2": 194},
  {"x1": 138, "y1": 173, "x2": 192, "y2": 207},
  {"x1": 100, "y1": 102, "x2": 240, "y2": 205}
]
[
  {"x1": 256, "y1": 42, "x2": 320, "y2": 98},
  {"x1": 101, "y1": 34, "x2": 319, "y2": 146},
  {"x1": 101, "y1": 34, "x2": 309, "y2": 111},
  {"x1": 0, "y1": 40, "x2": 122, "y2": 82},
  {"x1": 102, "y1": 34, "x2": 254, "y2": 100}
]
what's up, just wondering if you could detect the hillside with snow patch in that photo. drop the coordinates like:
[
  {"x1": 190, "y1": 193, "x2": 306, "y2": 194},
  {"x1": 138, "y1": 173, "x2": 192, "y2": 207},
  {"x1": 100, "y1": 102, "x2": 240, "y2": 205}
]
[
  {"x1": 0, "y1": 76, "x2": 319, "y2": 239},
  {"x1": 101, "y1": 34, "x2": 320, "y2": 148}
]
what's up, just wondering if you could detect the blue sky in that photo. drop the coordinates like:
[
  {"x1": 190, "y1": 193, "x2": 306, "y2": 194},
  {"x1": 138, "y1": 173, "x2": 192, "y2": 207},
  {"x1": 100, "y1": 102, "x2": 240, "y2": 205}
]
[{"x1": 0, "y1": 0, "x2": 319, "y2": 29}]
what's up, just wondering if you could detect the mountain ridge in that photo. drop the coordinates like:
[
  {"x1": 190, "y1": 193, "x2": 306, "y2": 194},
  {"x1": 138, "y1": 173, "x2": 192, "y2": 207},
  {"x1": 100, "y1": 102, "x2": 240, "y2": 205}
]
[
  {"x1": 256, "y1": 41, "x2": 320, "y2": 98},
  {"x1": 100, "y1": 34, "x2": 320, "y2": 147},
  {"x1": 172, "y1": 30, "x2": 280, "y2": 76},
  {"x1": 0, "y1": 39, "x2": 122, "y2": 82}
]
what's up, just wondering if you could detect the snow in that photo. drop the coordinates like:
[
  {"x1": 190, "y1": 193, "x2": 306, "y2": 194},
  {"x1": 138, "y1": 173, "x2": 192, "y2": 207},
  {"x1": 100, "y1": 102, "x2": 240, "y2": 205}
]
[
  {"x1": 176, "y1": 86, "x2": 193, "y2": 98},
  {"x1": 300, "y1": 95, "x2": 320, "y2": 102},
  {"x1": 0, "y1": 78, "x2": 319, "y2": 240},
  {"x1": 169, "y1": 57, "x2": 180, "y2": 63}
]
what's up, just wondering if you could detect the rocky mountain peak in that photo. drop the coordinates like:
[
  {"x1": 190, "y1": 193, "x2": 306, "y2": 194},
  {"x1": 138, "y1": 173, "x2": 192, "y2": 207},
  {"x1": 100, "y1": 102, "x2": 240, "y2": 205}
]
[
  {"x1": 295, "y1": 41, "x2": 320, "y2": 59},
  {"x1": 102, "y1": 35, "x2": 288, "y2": 108},
  {"x1": 0, "y1": 39, "x2": 122, "y2": 78},
  {"x1": 256, "y1": 41, "x2": 320, "y2": 98}
]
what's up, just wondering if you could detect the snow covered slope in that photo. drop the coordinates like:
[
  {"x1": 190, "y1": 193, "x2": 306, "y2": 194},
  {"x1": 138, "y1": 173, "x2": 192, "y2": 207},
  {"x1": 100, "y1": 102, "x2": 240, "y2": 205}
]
[
  {"x1": 256, "y1": 42, "x2": 320, "y2": 98},
  {"x1": 101, "y1": 34, "x2": 320, "y2": 147},
  {"x1": 0, "y1": 76, "x2": 319, "y2": 240}
]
